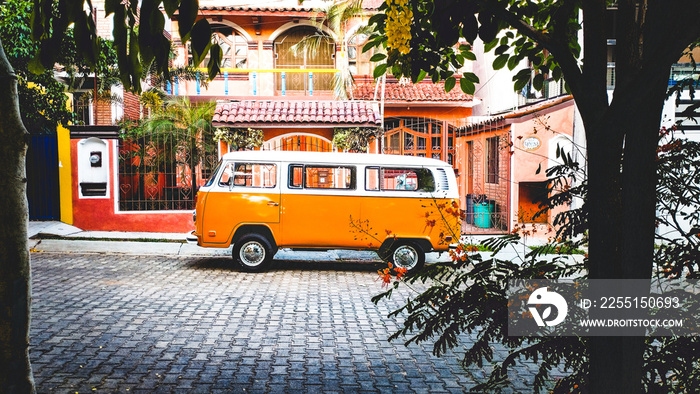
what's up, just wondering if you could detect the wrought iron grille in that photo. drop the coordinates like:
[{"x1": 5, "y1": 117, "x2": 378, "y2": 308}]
[{"x1": 118, "y1": 130, "x2": 219, "y2": 211}]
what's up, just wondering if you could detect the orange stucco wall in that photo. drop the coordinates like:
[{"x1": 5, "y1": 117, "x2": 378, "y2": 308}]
[
  {"x1": 70, "y1": 139, "x2": 195, "y2": 233},
  {"x1": 454, "y1": 98, "x2": 575, "y2": 233},
  {"x1": 509, "y1": 100, "x2": 575, "y2": 228}
]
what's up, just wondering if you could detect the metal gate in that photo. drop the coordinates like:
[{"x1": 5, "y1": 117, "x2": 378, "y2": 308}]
[{"x1": 26, "y1": 133, "x2": 60, "y2": 220}]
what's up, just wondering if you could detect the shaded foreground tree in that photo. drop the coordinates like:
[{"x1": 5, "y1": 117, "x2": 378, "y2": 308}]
[
  {"x1": 364, "y1": 0, "x2": 700, "y2": 392},
  {"x1": 0, "y1": 0, "x2": 224, "y2": 391},
  {"x1": 0, "y1": 35, "x2": 34, "y2": 392}
]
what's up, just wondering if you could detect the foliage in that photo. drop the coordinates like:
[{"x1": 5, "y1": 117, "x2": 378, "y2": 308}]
[
  {"x1": 120, "y1": 97, "x2": 217, "y2": 190},
  {"x1": 373, "y1": 144, "x2": 589, "y2": 392},
  {"x1": 365, "y1": 1, "x2": 700, "y2": 391},
  {"x1": 332, "y1": 127, "x2": 381, "y2": 152},
  {"x1": 0, "y1": 0, "x2": 121, "y2": 132},
  {"x1": 655, "y1": 129, "x2": 700, "y2": 279},
  {"x1": 364, "y1": 1, "x2": 584, "y2": 95},
  {"x1": 0, "y1": 0, "x2": 73, "y2": 132},
  {"x1": 373, "y1": 128, "x2": 700, "y2": 392},
  {"x1": 58, "y1": 28, "x2": 119, "y2": 97},
  {"x1": 29, "y1": 0, "x2": 225, "y2": 93},
  {"x1": 214, "y1": 128, "x2": 264, "y2": 151}
]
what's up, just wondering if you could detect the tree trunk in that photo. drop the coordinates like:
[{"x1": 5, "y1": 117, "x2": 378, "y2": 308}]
[
  {"x1": 0, "y1": 37, "x2": 36, "y2": 393},
  {"x1": 586, "y1": 66, "x2": 671, "y2": 394}
]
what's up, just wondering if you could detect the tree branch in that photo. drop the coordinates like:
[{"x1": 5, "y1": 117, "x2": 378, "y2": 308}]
[{"x1": 489, "y1": 4, "x2": 584, "y2": 101}]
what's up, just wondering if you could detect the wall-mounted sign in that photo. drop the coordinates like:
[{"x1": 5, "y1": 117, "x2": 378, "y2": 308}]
[{"x1": 522, "y1": 136, "x2": 542, "y2": 151}]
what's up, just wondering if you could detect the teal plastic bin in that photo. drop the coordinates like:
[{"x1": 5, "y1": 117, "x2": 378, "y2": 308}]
[{"x1": 474, "y1": 201, "x2": 495, "y2": 228}]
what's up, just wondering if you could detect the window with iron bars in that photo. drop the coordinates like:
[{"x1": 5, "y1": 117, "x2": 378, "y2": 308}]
[{"x1": 118, "y1": 131, "x2": 219, "y2": 211}]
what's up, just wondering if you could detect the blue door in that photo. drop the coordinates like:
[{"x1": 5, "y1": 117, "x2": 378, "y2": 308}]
[{"x1": 26, "y1": 133, "x2": 60, "y2": 220}]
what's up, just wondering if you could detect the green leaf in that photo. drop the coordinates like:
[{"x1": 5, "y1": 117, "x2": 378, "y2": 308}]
[
  {"x1": 149, "y1": 5, "x2": 166, "y2": 37},
  {"x1": 178, "y1": 0, "x2": 199, "y2": 43},
  {"x1": 190, "y1": 18, "x2": 212, "y2": 66},
  {"x1": 74, "y1": 13, "x2": 97, "y2": 68},
  {"x1": 483, "y1": 38, "x2": 498, "y2": 53},
  {"x1": 460, "y1": 77, "x2": 475, "y2": 95},
  {"x1": 462, "y1": 72, "x2": 479, "y2": 83},
  {"x1": 552, "y1": 66, "x2": 562, "y2": 81},
  {"x1": 28, "y1": 54, "x2": 45, "y2": 74},
  {"x1": 128, "y1": 30, "x2": 143, "y2": 92},
  {"x1": 373, "y1": 63, "x2": 388, "y2": 78},
  {"x1": 363, "y1": 39, "x2": 382, "y2": 53},
  {"x1": 479, "y1": 17, "x2": 499, "y2": 43},
  {"x1": 445, "y1": 76, "x2": 456, "y2": 92},
  {"x1": 163, "y1": 0, "x2": 181, "y2": 18},
  {"x1": 463, "y1": 51, "x2": 476, "y2": 61},
  {"x1": 495, "y1": 44, "x2": 509, "y2": 55},
  {"x1": 369, "y1": 53, "x2": 387, "y2": 62},
  {"x1": 492, "y1": 54, "x2": 509, "y2": 70},
  {"x1": 367, "y1": 13, "x2": 386, "y2": 26},
  {"x1": 533, "y1": 73, "x2": 544, "y2": 91},
  {"x1": 207, "y1": 43, "x2": 222, "y2": 79},
  {"x1": 513, "y1": 68, "x2": 532, "y2": 91},
  {"x1": 414, "y1": 69, "x2": 427, "y2": 83},
  {"x1": 507, "y1": 55, "x2": 520, "y2": 71},
  {"x1": 105, "y1": 0, "x2": 120, "y2": 16}
]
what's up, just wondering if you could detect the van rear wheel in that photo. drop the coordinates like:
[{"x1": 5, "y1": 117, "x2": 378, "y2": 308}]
[
  {"x1": 389, "y1": 241, "x2": 425, "y2": 274},
  {"x1": 233, "y1": 234, "x2": 274, "y2": 272}
]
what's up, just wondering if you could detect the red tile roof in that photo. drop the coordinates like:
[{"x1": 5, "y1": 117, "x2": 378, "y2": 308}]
[
  {"x1": 213, "y1": 100, "x2": 382, "y2": 128},
  {"x1": 352, "y1": 80, "x2": 476, "y2": 103},
  {"x1": 197, "y1": 0, "x2": 382, "y2": 14}
]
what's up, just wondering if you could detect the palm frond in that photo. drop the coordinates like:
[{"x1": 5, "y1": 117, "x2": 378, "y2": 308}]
[{"x1": 290, "y1": 33, "x2": 334, "y2": 58}]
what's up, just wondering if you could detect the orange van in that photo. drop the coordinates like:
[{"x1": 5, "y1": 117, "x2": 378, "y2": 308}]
[{"x1": 188, "y1": 151, "x2": 461, "y2": 272}]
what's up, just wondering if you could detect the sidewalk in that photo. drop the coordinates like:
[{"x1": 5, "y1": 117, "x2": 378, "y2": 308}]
[
  {"x1": 28, "y1": 221, "x2": 583, "y2": 264},
  {"x1": 27, "y1": 221, "x2": 384, "y2": 262}
]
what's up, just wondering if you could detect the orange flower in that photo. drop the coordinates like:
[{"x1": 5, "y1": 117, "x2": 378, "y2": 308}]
[{"x1": 394, "y1": 267, "x2": 408, "y2": 279}]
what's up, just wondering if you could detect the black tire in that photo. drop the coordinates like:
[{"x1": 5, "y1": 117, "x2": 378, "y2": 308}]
[
  {"x1": 233, "y1": 234, "x2": 274, "y2": 272},
  {"x1": 389, "y1": 241, "x2": 425, "y2": 274}
]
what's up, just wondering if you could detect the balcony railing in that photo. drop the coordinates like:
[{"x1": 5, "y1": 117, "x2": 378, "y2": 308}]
[{"x1": 166, "y1": 68, "x2": 340, "y2": 97}]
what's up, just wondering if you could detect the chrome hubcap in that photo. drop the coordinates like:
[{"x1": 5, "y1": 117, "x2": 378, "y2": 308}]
[
  {"x1": 240, "y1": 242, "x2": 265, "y2": 266},
  {"x1": 393, "y1": 246, "x2": 417, "y2": 269}
]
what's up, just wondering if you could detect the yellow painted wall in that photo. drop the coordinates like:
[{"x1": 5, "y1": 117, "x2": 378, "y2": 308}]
[{"x1": 58, "y1": 124, "x2": 73, "y2": 224}]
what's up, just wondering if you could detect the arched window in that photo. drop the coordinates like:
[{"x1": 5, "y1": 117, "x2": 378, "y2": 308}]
[
  {"x1": 274, "y1": 27, "x2": 335, "y2": 92},
  {"x1": 348, "y1": 33, "x2": 373, "y2": 75},
  {"x1": 188, "y1": 24, "x2": 247, "y2": 69}
]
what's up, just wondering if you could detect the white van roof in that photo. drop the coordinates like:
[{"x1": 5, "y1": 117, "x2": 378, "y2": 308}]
[{"x1": 221, "y1": 151, "x2": 452, "y2": 167}]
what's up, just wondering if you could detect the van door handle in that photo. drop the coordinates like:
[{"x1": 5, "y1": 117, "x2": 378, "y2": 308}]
[{"x1": 267, "y1": 201, "x2": 279, "y2": 206}]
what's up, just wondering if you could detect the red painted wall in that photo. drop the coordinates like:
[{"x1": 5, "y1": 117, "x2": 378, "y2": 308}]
[{"x1": 70, "y1": 139, "x2": 195, "y2": 233}]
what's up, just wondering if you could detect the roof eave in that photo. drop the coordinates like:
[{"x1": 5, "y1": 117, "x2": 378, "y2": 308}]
[{"x1": 213, "y1": 122, "x2": 382, "y2": 128}]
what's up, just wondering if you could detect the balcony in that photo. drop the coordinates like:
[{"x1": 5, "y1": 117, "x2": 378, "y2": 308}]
[{"x1": 165, "y1": 68, "x2": 340, "y2": 98}]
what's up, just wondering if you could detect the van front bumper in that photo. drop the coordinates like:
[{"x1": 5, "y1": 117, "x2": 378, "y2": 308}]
[{"x1": 186, "y1": 230, "x2": 200, "y2": 245}]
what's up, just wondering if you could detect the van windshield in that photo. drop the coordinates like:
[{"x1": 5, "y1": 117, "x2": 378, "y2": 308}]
[{"x1": 204, "y1": 160, "x2": 223, "y2": 187}]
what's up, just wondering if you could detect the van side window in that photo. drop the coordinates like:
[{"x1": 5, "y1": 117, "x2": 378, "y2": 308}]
[
  {"x1": 365, "y1": 167, "x2": 380, "y2": 191},
  {"x1": 373, "y1": 167, "x2": 435, "y2": 192},
  {"x1": 305, "y1": 166, "x2": 355, "y2": 189},
  {"x1": 289, "y1": 165, "x2": 303, "y2": 189},
  {"x1": 224, "y1": 163, "x2": 277, "y2": 188}
]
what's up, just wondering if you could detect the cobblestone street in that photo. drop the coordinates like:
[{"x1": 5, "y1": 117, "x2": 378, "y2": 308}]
[{"x1": 30, "y1": 252, "x2": 550, "y2": 393}]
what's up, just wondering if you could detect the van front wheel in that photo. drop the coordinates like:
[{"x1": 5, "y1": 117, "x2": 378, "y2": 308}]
[
  {"x1": 390, "y1": 241, "x2": 425, "y2": 274},
  {"x1": 233, "y1": 234, "x2": 274, "y2": 272}
]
